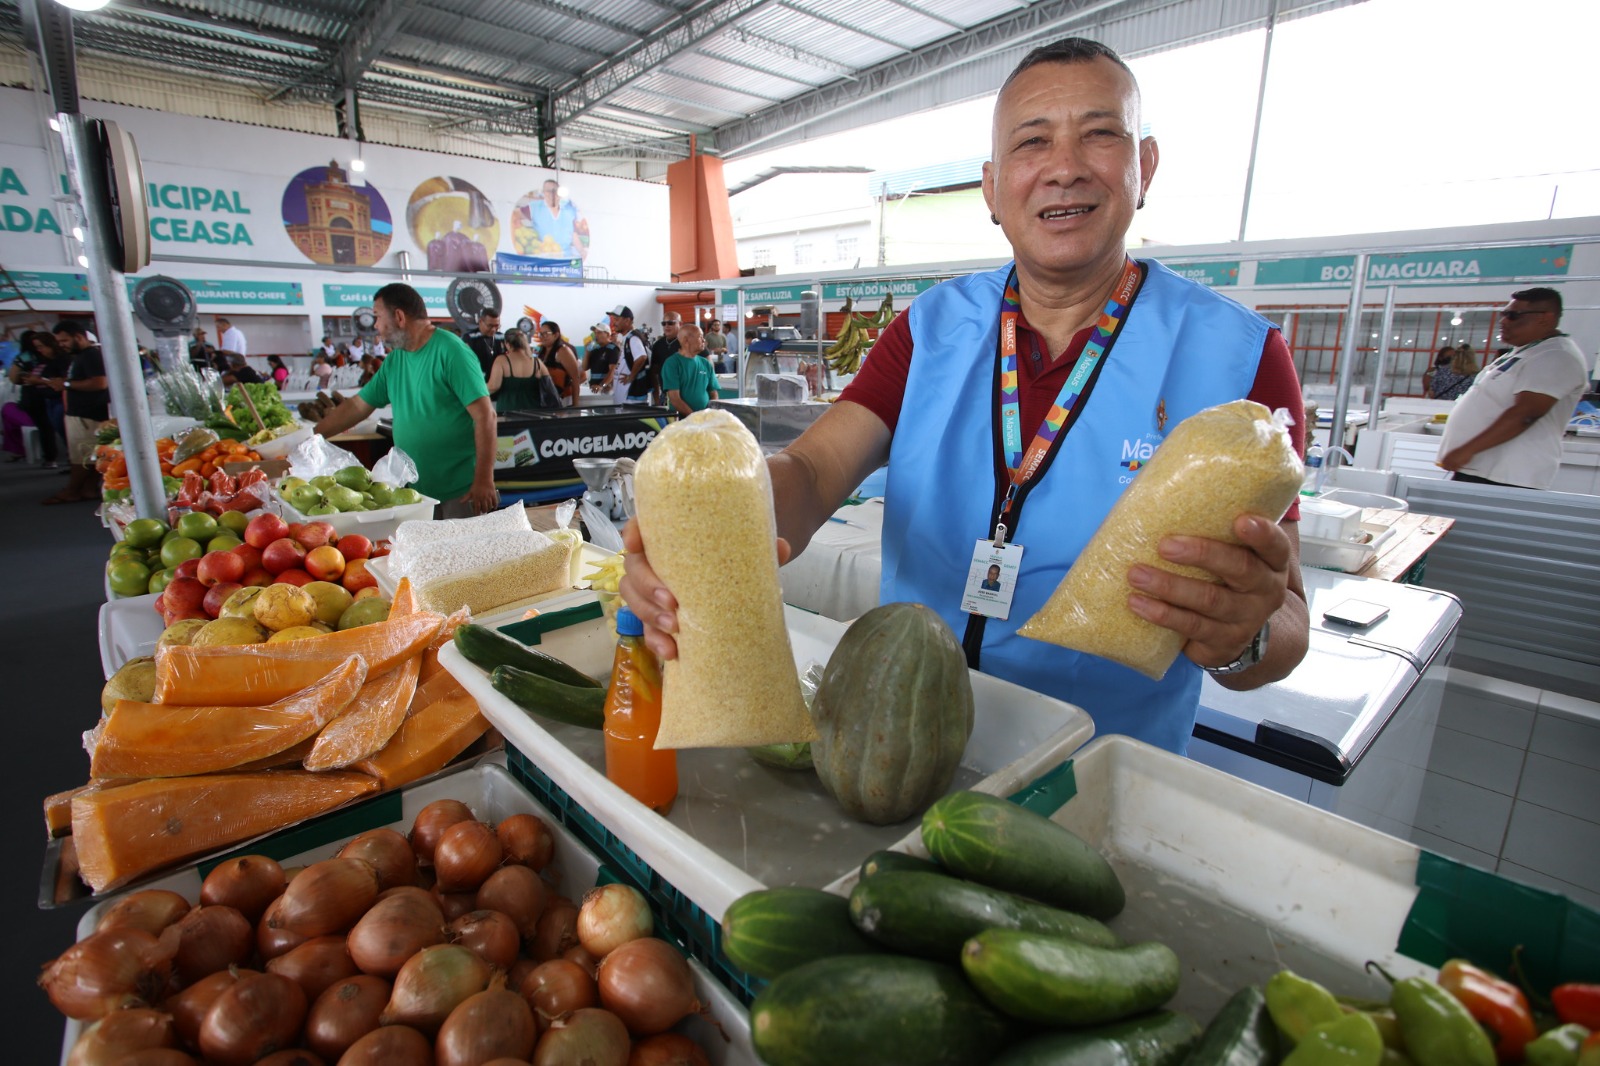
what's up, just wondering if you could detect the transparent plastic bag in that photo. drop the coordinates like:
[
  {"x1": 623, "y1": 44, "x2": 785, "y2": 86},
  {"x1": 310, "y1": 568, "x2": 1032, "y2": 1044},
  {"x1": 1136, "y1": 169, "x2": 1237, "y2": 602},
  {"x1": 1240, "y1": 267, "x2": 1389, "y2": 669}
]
[
  {"x1": 173, "y1": 426, "x2": 219, "y2": 464},
  {"x1": 371, "y1": 447, "x2": 419, "y2": 489},
  {"x1": 635, "y1": 409, "x2": 813, "y2": 748},
  {"x1": 578, "y1": 498, "x2": 624, "y2": 554},
  {"x1": 289, "y1": 434, "x2": 364, "y2": 481},
  {"x1": 747, "y1": 660, "x2": 822, "y2": 769},
  {"x1": 1019, "y1": 401, "x2": 1304, "y2": 680}
]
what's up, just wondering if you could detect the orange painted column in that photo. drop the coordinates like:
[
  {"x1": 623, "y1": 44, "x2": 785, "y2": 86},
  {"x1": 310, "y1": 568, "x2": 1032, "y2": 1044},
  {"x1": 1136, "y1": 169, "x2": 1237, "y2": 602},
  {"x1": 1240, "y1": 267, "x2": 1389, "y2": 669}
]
[{"x1": 666, "y1": 151, "x2": 739, "y2": 282}]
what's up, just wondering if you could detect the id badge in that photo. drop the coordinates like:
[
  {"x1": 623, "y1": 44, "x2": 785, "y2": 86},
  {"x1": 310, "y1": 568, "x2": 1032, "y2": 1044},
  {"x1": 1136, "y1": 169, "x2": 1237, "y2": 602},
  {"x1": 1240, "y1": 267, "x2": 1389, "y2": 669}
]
[{"x1": 961, "y1": 541, "x2": 1024, "y2": 620}]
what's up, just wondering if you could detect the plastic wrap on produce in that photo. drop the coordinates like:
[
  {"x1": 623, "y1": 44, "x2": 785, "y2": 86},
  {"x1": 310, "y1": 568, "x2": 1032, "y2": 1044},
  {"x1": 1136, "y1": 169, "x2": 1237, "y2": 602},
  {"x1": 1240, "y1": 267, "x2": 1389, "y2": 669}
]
[
  {"x1": 412, "y1": 535, "x2": 574, "y2": 617},
  {"x1": 370, "y1": 446, "x2": 419, "y2": 489},
  {"x1": 153, "y1": 613, "x2": 441, "y2": 706},
  {"x1": 304, "y1": 656, "x2": 422, "y2": 771},
  {"x1": 71, "y1": 770, "x2": 378, "y2": 893},
  {"x1": 288, "y1": 434, "x2": 363, "y2": 481},
  {"x1": 92, "y1": 657, "x2": 368, "y2": 779},
  {"x1": 1019, "y1": 400, "x2": 1303, "y2": 680},
  {"x1": 634, "y1": 409, "x2": 815, "y2": 748},
  {"x1": 391, "y1": 501, "x2": 531, "y2": 550}
]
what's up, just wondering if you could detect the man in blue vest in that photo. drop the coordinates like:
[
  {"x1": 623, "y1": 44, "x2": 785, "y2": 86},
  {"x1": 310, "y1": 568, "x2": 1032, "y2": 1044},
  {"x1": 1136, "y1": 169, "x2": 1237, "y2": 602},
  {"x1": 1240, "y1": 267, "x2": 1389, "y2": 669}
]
[{"x1": 621, "y1": 38, "x2": 1309, "y2": 754}]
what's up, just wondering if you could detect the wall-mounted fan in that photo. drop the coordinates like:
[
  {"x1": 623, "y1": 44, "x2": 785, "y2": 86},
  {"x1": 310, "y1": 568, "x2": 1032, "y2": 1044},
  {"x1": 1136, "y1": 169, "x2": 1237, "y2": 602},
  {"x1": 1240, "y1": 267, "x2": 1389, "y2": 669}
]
[
  {"x1": 446, "y1": 276, "x2": 502, "y2": 332},
  {"x1": 351, "y1": 306, "x2": 378, "y2": 338},
  {"x1": 131, "y1": 275, "x2": 196, "y2": 337},
  {"x1": 516, "y1": 316, "x2": 535, "y2": 335}
]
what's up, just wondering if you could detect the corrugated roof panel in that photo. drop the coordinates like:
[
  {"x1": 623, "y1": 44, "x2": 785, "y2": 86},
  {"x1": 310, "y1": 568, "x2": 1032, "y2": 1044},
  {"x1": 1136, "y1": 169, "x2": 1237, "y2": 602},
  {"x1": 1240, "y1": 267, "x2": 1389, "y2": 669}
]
[
  {"x1": 608, "y1": 85, "x2": 745, "y2": 124},
  {"x1": 737, "y1": 5, "x2": 903, "y2": 70},
  {"x1": 873, "y1": 155, "x2": 987, "y2": 198},
  {"x1": 681, "y1": 50, "x2": 817, "y2": 92}
]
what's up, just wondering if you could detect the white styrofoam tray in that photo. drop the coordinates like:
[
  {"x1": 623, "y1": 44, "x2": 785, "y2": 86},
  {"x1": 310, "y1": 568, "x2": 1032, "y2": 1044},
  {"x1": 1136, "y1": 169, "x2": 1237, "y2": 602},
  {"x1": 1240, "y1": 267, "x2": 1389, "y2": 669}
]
[
  {"x1": 270, "y1": 486, "x2": 438, "y2": 542},
  {"x1": 443, "y1": 604, "x2": 1096, "y2": 925},
  {"x1": 98, "y1": 592, "x2": 166, "y2": 677},
  {"x1": 61, "y1": 759, "x2": 756, "y2": 1066}
]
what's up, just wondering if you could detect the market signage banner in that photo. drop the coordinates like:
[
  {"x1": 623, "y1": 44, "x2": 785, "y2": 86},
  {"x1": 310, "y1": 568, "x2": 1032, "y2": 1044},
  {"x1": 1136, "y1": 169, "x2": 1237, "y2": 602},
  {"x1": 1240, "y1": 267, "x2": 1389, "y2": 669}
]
[
  {"x1": 322, "y1": 283, "x2": 448, "y2": 312},
  {"x1": 1155, "y1": 260, "x2": 1240, "y2": 287},
  {"x1": 822, "y1": 277, "x2": 941, "y2": 300},
  {"x1": 127, "y1": 278, "x2": 305, "y2": 306},
  {"x1": 719, "y1": 285, "x2": 813, "y2": 304},
  {"x1": 494, "y1": 252, "x2": 582, "y2": 280},
  {"x1": 1256, "y1": 245, "x2": 1574, "y2": 287},
  {"x1": 0, "y1": 270, "x2": 89, "y2": 301}
]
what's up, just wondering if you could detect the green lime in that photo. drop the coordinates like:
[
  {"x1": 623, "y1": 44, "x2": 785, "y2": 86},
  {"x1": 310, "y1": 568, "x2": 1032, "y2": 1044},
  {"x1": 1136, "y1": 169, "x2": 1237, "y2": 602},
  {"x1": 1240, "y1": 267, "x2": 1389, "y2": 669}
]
[
  {"x1": 109, "y1": 542, "x2": 146, "y2": 563},
  {"x1": 207, "y1": 533, "x2": 243, "y2": 553},
  {"x1": 108, "y1": 558, "x2": 152, "y2": 597},
  {"x1": 176, "y1": 511, "x2": 220, "y2": 543},
  {"x1": 217, "y1": 510, "x2": 250, "y2": 536},
  {"x1": 147, "y1": 568, "x2": 174, "y2": 595},
  {"x1": 160, "y1": 536, "x2": 204, "y2": 569},
  {"x1": 123, "y1": 518, "x2": 169, "y2": 549}
]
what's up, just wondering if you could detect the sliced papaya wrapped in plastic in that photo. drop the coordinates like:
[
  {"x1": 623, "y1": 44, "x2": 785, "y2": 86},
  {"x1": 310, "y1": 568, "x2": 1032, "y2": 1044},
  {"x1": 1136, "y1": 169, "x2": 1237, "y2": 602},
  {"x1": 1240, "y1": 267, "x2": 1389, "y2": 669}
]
[
  {"x1": 44, "y1": 783, "x2": 98, "y2": 839},
  {"x1": 409, "y1": 663, "x2": 469, "y2": 713},
  {"x1": 72, "y1": 770, "x2": 378, "y2": 893},
  {"x1": 304, "y1": 655, "x2": 421, "y2": 771},
  {"x1": 390, "y1": 575, "x2": 419, "y2": 616},
  {"x1": 233, "y1": 736, "x2": 316, "y2": 772},
  {"x1": 153, "y1": 612, "x2": 441, "y2": 706},
  {"x1": 92, "y1": 656, "x2": 368, "y2": 779},
  {"x1": 353, "y1": 691, "x2": 489, "y2": 789}
]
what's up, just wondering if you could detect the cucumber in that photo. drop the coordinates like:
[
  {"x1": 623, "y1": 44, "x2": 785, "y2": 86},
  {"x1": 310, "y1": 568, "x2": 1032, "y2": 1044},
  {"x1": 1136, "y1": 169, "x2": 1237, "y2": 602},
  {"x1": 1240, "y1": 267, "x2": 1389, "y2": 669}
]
[
  {"x1": 1185, "y1": 985, "x2": 1279, "y2": 1065},
  {"x1": 455, "y1": 623, "x2": 602, "y2": 689},
  {"x1": 751, "y1": 955, "x2": 1010, "y2": 1066},
  {"x1": 859, "y1": 850, "x2": 944, "y2": 880},
  {"x1": 849, "y1": 870, "x2": 1120, "y2": 961},
  {"x1": 721, "y1": 887, "x2": 883, "y2": 980},
  {"x1": 489, "y1": 664, "x2": 606, "y2": 729},
  {"x1": 923, "y1": 790, "x2": 1125, "y2": 919},
  {"x1": 990, "y1": 1011, "x2": 1202, "y2": 1066},
  {"x1": 961, "y1": 930, "x2": 1181, "y2": 1027}
]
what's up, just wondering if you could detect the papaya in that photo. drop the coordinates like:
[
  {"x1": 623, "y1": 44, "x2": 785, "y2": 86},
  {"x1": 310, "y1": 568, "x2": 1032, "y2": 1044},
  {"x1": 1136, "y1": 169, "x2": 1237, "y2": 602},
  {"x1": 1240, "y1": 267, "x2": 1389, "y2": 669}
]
[
  {"x1": 352, "y1": 692, "x2": 489, "y2": 789},
  {"x1": 92, "y1": 657, "x2": 368, "y2": 779},
  {"x1": 44, "y1": 783, "x2": 97, "y2": 839},
  {"x1": 304, "y1": 655, "x2": 422, "y2": 771}
]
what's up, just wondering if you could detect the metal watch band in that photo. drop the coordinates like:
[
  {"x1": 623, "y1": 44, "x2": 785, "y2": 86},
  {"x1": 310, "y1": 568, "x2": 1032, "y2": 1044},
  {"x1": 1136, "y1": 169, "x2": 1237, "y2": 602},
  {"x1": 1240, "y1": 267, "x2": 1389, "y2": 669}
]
[{"x1": 1203, "y1": 620, "x2": 1270, "y2": 676}]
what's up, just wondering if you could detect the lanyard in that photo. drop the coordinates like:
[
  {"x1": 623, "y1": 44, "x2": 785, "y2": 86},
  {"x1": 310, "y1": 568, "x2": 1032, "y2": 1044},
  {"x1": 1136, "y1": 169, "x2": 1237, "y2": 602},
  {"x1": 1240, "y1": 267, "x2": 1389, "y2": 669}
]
[{"x1": 992, "y1": 257, "x2": 1142, "y2": 543}]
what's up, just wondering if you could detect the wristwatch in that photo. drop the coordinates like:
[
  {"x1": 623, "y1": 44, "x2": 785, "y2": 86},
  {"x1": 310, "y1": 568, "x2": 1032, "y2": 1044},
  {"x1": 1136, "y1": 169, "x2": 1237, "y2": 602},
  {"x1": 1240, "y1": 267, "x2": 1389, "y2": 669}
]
[{"x1": 1204, "y1": 621, "x2": 1270, "y2": 676}]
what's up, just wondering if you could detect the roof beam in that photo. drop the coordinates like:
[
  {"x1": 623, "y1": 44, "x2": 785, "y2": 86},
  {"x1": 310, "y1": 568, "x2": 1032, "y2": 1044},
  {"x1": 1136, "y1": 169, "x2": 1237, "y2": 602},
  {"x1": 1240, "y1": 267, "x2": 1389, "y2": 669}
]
[
  {"x1": 619, "y1": 83, "x2": 749, "y2": 117},
  {"x1": 265, "y1": 0, "x2": 423, "y2": 100},
  {"x1": 592, "y1": 100, "x2": 714, "y2": 133},
  {"x1": 690, "y1": 44, "x2": 816, "y2": 87},
  {"x1": 652, "y1": 67, "x2": 787, "y2": 104},
  {"x1": 718, "y1": 26, "x2": 858, "y2": 78},
  {"x1": 89, "y1": 0, "x2": 329, "y2": 52},
  {"x1": 878, "y1": 0, "x2": 967, "y2": 32}
]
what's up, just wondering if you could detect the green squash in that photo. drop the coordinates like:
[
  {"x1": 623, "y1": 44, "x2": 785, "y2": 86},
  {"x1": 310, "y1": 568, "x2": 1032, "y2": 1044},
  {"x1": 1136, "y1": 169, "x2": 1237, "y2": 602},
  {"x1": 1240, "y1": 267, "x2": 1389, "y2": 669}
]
[{"x1": 812, "y1": 602, "x2": 975, "y2": 825}]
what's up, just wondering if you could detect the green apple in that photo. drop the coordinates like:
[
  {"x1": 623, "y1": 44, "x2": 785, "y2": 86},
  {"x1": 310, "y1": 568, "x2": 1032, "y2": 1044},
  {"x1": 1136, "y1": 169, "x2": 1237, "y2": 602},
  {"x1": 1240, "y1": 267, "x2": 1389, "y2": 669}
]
[
  {"x1": 175, "y1": 511, "x2": 219, "y2": 543},
  {"x1": 123, "y1": 517, "x2": 169, "y2": 548},
  {"x1": 217, "y1": 509, "x2": 251, "y2": 536},
  {"x1": 207, "y1": 533, "x2": 243, "y2": 553}
]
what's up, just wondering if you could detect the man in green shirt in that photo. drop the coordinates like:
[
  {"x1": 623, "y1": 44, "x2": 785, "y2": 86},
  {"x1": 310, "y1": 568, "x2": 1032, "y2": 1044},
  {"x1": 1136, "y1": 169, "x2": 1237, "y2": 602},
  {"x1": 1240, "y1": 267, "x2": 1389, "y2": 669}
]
[
  {"x1": 313, "y1": 283, "x2": 500, "y2": 517},
  {"x1": 660, "y1": 323, "x2": 719, "y2": 416}
]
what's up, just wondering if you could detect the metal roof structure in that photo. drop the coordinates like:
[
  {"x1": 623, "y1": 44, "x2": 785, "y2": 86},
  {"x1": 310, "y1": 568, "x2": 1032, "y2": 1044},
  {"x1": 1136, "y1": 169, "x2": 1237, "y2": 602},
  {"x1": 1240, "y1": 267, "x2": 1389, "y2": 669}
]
[{"x1": 1, "y1": 0, "x2": 1365, "y2": 180}]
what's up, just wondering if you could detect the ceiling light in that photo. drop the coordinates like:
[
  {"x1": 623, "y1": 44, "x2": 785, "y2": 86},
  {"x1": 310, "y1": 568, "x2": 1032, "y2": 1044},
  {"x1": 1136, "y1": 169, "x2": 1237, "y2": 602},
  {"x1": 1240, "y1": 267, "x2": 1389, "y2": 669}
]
[
  {"x1": 349, "y1": 158, "x2": 366, "y2": 173},
  {"x1": 556, "y1": 184, "x2": 569, "y2": 199},
  {"x1": 77, "y1": 254, "x2": 88, "y2": 267},
  {"x1": 71, "y1": 226, "x2": 83, "y2": 241},
  {"x1": 1450, "y1": 314, "x2": 1463, "y2": 325},
  {"x1": 48, "y1": 118, "x2": 60, "y2": 132},
  {"x1": 53, "y1": 0, "x2": 112, "y2": 10}
]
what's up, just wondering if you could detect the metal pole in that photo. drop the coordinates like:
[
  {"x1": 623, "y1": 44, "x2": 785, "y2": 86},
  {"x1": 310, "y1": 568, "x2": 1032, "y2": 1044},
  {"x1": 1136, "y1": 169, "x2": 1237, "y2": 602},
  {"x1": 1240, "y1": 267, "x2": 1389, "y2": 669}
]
[
  {"x1": 58, "y1": 113, "x2": 166, "y2": 520},
  {"x1": 1368, "y1": 285, "x2": 1397, "y2": 429},
  {"x1": 877, "y1": 182, "x2": 888, "y2": 267},
  {"x1": 1236, "y1": 0, "x2": 1278, "y2": 243},
  {"x1": 1324, "y1": 253, "x2": 1369, "y2": 488}
]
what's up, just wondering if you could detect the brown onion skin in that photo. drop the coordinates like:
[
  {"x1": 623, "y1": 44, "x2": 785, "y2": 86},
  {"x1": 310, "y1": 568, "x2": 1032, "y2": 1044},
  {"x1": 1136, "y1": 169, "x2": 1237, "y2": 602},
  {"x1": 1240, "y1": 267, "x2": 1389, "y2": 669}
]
[
  {"x1": 477, "y1": 865, "x2": 547, "y2": 939},
  {"x1": 410, "y1": 799, "x2": 474, "y2": 865},
  {"x1": 518, "y1": 959, "x2": 597, "y2": 1031},
  {"x1": 171, "y1": 905, "x2": 254, "y2": 987},
  {"x1": 199, "y1": 971, "x2": 307, "y2": 1066},
  {"x1": 338, "y1": 829, "x2": 416, "y2": 892},
  {"x1": 274, "y1": 858, "x2": 380, "y2": 938},
  {"x1": 450, "y1": 909, "x2": 522, "y2": 970},
  {"x1": 597, "y1": 938, "x2": 698, "y2": 1037},
  {"x1": 347, "y1": 889, "x2": 445, "y2": 978},
  {"x1": 530, "y1": 898, "x2": 580, "y2": 962},
  {"x1": 265, "y1": 935, "x2": 359, "y2": 1001},
  {"x1": 336, "y1": 1023, "x2": 434, "y2": 1066},
  {"x1": 508, "y1": 957, "x2": 539, "y2": 991},
  {"x1": 104, "y1": 1051, "x2": 199, "y2": 1066},
  {"x1": 255, "y1": 1052, "x2": 326, "y2": 1066},
  {"x1": 65, "y1": 1006, "x2": 177, "y2": 1066},
  {"x1": 199, "y1": 856, "x2": 287, "y2": 923},
  {"x1": 562, "y1": 945, "x2": 600, "y2": 980},
  {"x1": 629, "y1": 1032, "x2": 712, "y2": 1066},
  {"x1": 305, "y1": 974, "x2": 390, "y2": 1063},
  {"x1": 39, "y1": 926, "x2": 178, "y2": 1021},
  {"x1": 433, "y1": 820, "x2": 503, "y2": 893},
  {"x1": 380, "y1": 943, "x2": 492, "y2": 1034},
  {"x1": 534, "y1": 1008, "x2": 630, "y2": 1066},
  {"x1": 164, "y1": 967, "x2": 256, "y2": 1050},
  {"x1": 497, "y1": 813, "x2": 555, "y2": 871},
  {"x1": 434, "y1": 887, "x2": 480, "y2": 924},
  {"x1": 94, "y1": 890, "x2": 192, "y2": 937},
  {"x1": 258, "y1": 896, "x2": 309, "y2": 961},
  {"x1": 577, "y1": 884, "x2": 653, "y2": 959},
  {"x1": 437, "y1": 986, "x2": 537, "y2": 1066}
]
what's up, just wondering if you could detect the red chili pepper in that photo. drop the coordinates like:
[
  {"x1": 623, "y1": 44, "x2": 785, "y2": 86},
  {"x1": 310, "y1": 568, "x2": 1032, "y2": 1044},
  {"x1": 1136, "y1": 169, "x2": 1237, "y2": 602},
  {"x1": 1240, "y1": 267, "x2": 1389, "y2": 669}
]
[
  {"x1": 1438, "y1": 959, "x2": 1539, "y2": 1063},
  {"x1": 1554, "y1": 984, "x2": 1600, "y2": 1030}
]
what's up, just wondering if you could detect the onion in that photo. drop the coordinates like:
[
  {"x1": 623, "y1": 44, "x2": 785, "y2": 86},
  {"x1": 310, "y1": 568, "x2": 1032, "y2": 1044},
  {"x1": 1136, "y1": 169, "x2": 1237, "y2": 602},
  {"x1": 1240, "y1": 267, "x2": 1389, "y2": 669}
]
[
  {"x1": 376, "y1": 884, "x2": 437, "y2": 906},
  {"x1": 433, "y1": 820, "x2": 503, "y2": 892},
  {"x1": 629, "y1": 1032, "x2": 713, "y2": 1066},
  {"x1": 411, "y1": 799, "x2": 474, "y2": 865},
  {"x1": 95, "y1": 890, "x2": 191, "y2": 937},
  {"x1": 257, "y1": 896, "x2": 308, "y2": 961},
  {"x1": 531, "y1": 897, "x2": 580, "y2": 962},
  {"x1": 519, "y1": 959, "x2": 597, "y2": 1030},
  {"x1": 39, "y1": 926, "x2": 179, "y2": 1020},
  {"x1": 497, "y1": 813, "x2": 555, "y2": 871},
  {"x1": 199, "y1": 855, "x2": 287, "y2": 923},
  {"x1": 272, "y1": 857, "x2": 379, "y2": 937},
  {"x1": 597, "y1": 938, "x2": 700, "y2": 1037},
  {"x1": 103, "y1": 1051, "x2": 198, "y2": 1066},
  {"x1": 437, "y1": 984, "x2": 538, "y2": 1066},
  {"x1": 265, "y1": 935, "x2": 359, "y2": 1001},
  {"x1": 338, "y1": 828, "x2": 417, "y2": 892},
  {"x1": 164, "y1": 967, "x2": 255, "y2": 1051},
  {"x1": 65, "y1": 1007, "x2": 177, "y2": 1066},
  {"x1": 347, "y1": 888, "x2": 445, "y2": 977},
  {"x1": 434, "y1": 887, "x2": 480, "y2": 923},
  {"x1": 508, "y1": 957, "x2": 540, "y2": 990},
  {"x1": 254, "y1": 1052, "x2": 325, "y2": 1066},
  {"x1": 450, "y1": 909, "x2": 522, "y2": 970},
  {"x1": 534, "y1": 1008, "x2": 630, "y2": 1066},
  {"x1": 305, "y1": 974, "x2": 390, "y2": 1062},
  {"x1": 379, "y1": 943, "x2": 492, "y2": 1033},
  {"x1": 477, "y1": 865, "x2": 547, "y2": 939},
  {"x1": 562, "y1": 945, "x2": 600, "y2": 979},
  {"x1": 336, "y1": 1024, "x2": 433, "y2": 1066},
  {"x1": 171, "y1": 905, "x2": 254, "y2": 986},
  {"x1": 199, "y1": 971, "x2": 307, "y2": 1066},
  {"x1": 577, "y1": 884, "x2": 653, "y2": 959}
]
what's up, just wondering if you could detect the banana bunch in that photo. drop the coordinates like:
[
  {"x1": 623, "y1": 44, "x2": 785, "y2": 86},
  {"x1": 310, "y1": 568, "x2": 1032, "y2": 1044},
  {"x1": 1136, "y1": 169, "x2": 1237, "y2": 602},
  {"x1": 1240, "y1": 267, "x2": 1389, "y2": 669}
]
[{"x1": 824, "y1": 293, "x2": 896, "y2": 375}]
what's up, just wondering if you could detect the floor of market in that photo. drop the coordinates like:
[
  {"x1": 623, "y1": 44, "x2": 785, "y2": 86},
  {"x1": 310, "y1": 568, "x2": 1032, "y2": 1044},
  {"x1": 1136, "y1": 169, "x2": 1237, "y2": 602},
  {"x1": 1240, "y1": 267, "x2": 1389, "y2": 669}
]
[{"x1": 3, "y1": 456, "x2": 1596, "y2": 1060}]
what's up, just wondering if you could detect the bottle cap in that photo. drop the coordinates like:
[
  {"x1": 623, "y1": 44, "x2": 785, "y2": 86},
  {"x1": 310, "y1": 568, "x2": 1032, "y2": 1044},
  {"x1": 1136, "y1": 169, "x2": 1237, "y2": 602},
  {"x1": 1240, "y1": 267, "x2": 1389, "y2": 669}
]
[{"x1": 615, "y1": 605, "x2": 644, "y2": 637}]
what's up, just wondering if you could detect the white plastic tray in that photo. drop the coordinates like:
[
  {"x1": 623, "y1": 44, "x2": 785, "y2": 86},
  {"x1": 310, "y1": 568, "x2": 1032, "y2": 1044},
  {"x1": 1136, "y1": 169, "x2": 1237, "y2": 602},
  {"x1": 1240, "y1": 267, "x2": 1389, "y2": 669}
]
[
  {"x1": 271, "y1": 486, "x2": 438, "y2": 542},
  {"x1": 444, "y1": 605, "x2": 1096, "y2": 925},
  {"x1": 62, "y1": 759, "x2": 756, "y2": 1066},
  {"x1": 97, "y1": 593, "x2": 166, "y2": 677}
]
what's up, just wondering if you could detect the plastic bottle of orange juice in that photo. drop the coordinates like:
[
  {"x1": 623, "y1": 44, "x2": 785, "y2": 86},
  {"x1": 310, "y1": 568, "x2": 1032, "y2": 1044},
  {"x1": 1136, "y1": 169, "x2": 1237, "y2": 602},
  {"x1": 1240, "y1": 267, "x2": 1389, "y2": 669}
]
[{"x1": 603, "y1": 606, "x2": 678, "y2": 813}]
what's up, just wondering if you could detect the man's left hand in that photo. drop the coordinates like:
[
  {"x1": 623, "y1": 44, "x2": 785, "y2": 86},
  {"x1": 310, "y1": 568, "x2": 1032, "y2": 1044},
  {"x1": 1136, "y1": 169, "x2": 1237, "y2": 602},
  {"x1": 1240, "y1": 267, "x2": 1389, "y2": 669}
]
[
  {"x1": 1125, "y1": 514, "x2": 1291, "y2": 669},
  {"x1": 1435, "y1": 448, "x2": 1468, "y2": 472},
  {"x1": 466, "y1": 478, "x2": 500, "y2": 515}
]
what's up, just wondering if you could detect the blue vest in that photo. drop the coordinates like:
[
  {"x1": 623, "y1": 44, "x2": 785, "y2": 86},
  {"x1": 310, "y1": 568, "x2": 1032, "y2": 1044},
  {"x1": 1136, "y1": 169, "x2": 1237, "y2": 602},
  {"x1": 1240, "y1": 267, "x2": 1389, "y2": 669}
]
[{"x1": 881, "y1": 260, "x2": 1274, "y2": 753}]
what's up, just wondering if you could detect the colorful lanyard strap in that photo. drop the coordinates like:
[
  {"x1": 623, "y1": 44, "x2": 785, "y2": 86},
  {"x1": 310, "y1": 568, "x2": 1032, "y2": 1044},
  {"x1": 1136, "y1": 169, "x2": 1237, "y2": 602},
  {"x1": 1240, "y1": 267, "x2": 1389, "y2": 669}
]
[{"x1": 994, "y1": 256, "x2": 1142, "y2": 542}]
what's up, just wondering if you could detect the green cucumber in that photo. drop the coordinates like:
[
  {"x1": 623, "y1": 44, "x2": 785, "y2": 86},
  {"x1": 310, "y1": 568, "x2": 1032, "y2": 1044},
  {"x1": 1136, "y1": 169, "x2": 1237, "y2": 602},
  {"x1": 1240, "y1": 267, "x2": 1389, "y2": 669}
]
[
  {"x1": 923, "y1": 790, "x2": 1125, "y2": 919},
  {"x1": 721, "y1": 887, "x2": 882, "y2": 980},
  {"x1": 859, "y1": 850, "x2": 944, "y2": 880},
  {"x1": 489, "y1": 664, "x2": 606, "y2": 729},
  {"x1": 990, "y1": 1011, "x2": 1202, "y2": 1066},
  {"x1": 751, "y1": 955, "x2": 1010, "y2": 1066},
  {"x1": 849, "y1": 870, "x2": 1119, "y2": 961},
  {"x1": 455, "y1": 623, "x2": 602, "y2": 688},
  {"x1": 961, "y1": 929, "x2": 1180, "y2": 1027},
  {"x1": 1185, "y1": 985, "x2": 1280, "y2": 1065}
]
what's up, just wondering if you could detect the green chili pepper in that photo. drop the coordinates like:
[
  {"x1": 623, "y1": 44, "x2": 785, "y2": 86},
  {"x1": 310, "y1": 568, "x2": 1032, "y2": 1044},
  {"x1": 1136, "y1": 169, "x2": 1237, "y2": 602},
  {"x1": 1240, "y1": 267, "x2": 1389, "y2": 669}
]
[
  {"x1": 1268, "y1": 971, "x2": 1347, "y2": 1045},
  {"x1": 1373, "y1": 964, "x2": 1495, "y2": 1066},
  {"x1": 1527, "y1": 1024, "x2": 1591, "y2": 1066},
  {"x1": 1283, "y1": 1013, "x2": 1384, "y2": 1065}
]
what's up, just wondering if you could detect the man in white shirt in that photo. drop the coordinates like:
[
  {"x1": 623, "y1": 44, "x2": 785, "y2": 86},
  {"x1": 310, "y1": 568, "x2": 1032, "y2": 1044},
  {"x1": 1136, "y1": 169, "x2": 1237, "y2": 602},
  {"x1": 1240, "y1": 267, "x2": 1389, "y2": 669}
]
[
  {"x1": 1438, "y1": 287, "x2": 1589, "y2": 489},
  {"x1": 215, "y1": 317, "x2": 247, "y2": 356}
]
